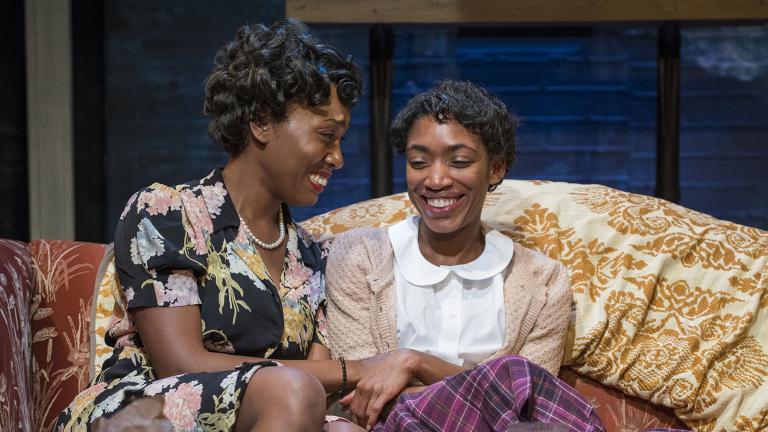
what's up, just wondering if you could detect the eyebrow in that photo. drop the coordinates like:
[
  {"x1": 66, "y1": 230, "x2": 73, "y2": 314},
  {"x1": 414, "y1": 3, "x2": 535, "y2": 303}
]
[
  {"x1": 321, "y1": 118, "x2": 348, "y2": 127},
  {"x1": 310, "y1": 106, "x2": 349, "y2": 127},
  {"x1": 407, "y1": 143, "x2": 477, "y2": 153}
]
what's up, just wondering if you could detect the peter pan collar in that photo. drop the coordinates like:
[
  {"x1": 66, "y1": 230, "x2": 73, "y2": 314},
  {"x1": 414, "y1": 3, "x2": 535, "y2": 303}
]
[{"x1": 388, "y1": 216, "x2": 514, "y2": 286}]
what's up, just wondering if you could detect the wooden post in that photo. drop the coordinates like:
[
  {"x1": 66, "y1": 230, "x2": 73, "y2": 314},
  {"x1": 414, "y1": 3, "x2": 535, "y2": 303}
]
[
  {"x1": 656, "y1": 22, "x2": 681, "y2": 203},
  {"x1": 370, "y1": 24, "x2": 394, "y2": 197},
  {"x1": 25, "y1": 0, "x2": 75, "y2": 240}
]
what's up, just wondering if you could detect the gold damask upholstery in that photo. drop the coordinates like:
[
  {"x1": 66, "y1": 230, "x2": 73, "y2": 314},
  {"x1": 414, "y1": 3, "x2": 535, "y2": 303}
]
[
  {"x1": 90, "y1": 246, "x2": 117, "y2": 379},
  {"x1": 300, "y1": 180, "x2": 768, "y2": 431}
]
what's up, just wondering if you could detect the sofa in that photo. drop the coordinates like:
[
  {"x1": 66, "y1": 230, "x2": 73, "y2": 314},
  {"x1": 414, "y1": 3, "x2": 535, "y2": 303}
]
[
  {"x1": 3, "y1": 180, "x2": 767, "y2": 431},
  {"x1": 0, "y1": 239, "x2": 106, "y2": 432}
]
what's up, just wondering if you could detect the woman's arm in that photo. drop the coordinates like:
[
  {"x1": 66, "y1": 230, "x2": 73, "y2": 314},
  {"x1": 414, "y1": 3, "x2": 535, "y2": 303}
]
[
  {"x1": 517, "y1": 262, "x2": 572, "y2": 376},
  {"x1": 409, "y1": 350, "x2": 466, "y2": 385},
  {"x1": 134, "y1": 305, "x2": 381, "y2": 394},
  {"x1": 342, "y1": 348, "x2": 468, "y2": 428},
  {"x1": 325, "y1": 231, "x2": 381, "y2": 361}
]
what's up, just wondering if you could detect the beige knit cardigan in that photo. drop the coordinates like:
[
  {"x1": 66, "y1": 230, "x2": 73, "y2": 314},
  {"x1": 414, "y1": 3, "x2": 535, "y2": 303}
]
[{"x1": 325, "y1": 226, "x2": 572, "y2": 376}]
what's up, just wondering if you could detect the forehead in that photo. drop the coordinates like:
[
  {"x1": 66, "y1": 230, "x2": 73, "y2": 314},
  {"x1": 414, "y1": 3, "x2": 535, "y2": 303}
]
[
  {"x1": 287, "y1": 85, "x2": 351, "y2": 127},
  {"x1": 406, "y1": 117, "x2": 484, "y2": 150}
]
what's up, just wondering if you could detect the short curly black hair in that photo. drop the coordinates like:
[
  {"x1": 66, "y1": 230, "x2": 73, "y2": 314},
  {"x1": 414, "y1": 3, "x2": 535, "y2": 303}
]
[
  {"x1": 390, "y1": 80, "x2": 518, "y2": 191},
  {"x1": 204, "y1": 18, "x2": 363, "y2": 156}
]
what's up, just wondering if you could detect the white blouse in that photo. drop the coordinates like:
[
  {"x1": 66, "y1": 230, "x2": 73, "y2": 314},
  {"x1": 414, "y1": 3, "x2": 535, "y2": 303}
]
[{"x1": 388, "y1": 216, "x2": 514, "y2": 367}]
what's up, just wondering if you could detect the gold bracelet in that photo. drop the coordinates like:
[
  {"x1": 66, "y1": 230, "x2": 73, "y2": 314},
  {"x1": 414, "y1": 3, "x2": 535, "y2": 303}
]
[{"x1": 337, "y1": 357, "x2": 347, "y2": 397}]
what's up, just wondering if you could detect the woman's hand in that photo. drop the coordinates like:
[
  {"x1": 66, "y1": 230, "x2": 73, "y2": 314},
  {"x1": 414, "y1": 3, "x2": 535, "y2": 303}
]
[{"x1": 341, "y1": 349, "x2": 418, "y2": 429}]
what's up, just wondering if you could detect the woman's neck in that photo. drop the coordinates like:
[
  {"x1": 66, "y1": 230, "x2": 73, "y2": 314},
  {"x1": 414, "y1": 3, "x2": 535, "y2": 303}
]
[
  {"x1": 222, "y1": 157, "x2": 281, "y2": 225},
  {"x1": 417, "y1": 218, "x2": 485, "y2": 267}
]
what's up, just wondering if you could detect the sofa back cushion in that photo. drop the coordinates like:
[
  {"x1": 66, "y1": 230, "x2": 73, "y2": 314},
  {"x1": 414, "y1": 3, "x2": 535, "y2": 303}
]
[
  {"x1": 29, "y1": 240, "x2": 106, "y2": 432},
  {"x1": 301, "y1": 180, "x2": 768, "y2": 431},
  {"x1": 0, "y1": 239, "x2": 34, "y2": 432},
  {"x1": 90, "y1": 244, "x2": 118, "y2": 380}
]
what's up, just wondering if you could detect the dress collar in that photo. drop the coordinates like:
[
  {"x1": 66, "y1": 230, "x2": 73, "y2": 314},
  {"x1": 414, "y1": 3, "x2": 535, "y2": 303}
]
[
  {"x1": 200, "y1": 167, "x2": 295, "y2": 235},
  {"x1": 388, "y1": 216, "x2": 514, "y2": 286},
  {"x1": 199, "y1": 167, "x2": 239, "y2": 233}
]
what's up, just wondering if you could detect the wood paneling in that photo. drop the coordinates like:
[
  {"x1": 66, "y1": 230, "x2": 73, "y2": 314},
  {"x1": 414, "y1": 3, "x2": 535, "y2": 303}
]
[{"x1": 288, "y1": 0, "x2": 768, "y2": 23}]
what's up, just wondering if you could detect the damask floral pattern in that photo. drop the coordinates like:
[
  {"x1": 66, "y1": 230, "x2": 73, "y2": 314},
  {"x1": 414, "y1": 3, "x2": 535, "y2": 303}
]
[
  {"x1": 488, "y1": 182, "x2": 768, "y2": 431},
  {"x1": 301, "y1": 193, "x2": 417, "y2": 241}
]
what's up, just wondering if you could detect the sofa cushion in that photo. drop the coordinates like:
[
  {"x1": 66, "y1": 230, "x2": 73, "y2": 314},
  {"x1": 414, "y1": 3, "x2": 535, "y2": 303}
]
[
  {"x1": 301, "y1": 180, "x2": 768, "y2": 431},
  {"x1": 29, "y1": 240, "x2": 106, "y2": 432},
  {"x1": 0, "y1": 239, "x2": 34, "y2": 432},
  {"x1": 559, "y1": 368, "x2": 687, "y2": 430},
  {"x1": 89, "y1": 244, "x2": 117, "y2": 380}
]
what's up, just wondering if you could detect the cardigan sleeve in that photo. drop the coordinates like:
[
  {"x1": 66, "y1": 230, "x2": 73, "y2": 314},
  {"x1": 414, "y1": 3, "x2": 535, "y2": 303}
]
[
  {"x1": 517, "y1": 261, "x2": 572, "y2": 376},
  {"x1": 325, "y1": 230, "x2": 381, "y2": 361}
]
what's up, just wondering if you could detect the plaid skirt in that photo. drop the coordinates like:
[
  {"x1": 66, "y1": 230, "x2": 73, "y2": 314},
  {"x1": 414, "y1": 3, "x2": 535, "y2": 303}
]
[
  {"x1": 376, "y1": 356, "x2": 693, "y2": 432},
  {"x1": 376, "y1": 355, "x2": 604, "y2": 432}
]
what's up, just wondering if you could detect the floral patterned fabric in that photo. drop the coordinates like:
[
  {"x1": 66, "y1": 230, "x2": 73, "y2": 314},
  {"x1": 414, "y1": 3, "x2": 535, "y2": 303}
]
[
  {"x1": 30, "y1": 240, "x2": 107, "y2": 432},
  {"x1": 558, "y1": 369, "x2": 687, "y2": 431},
  {"x1": 302, "y1": 181, "x2": 768, "y2": 431},
  {"x1": 0, "y1": 240, "x2": 33, "y2": 432},
  {"x1": 58, "y1": 168, "x2": 329, "y2": 430}
]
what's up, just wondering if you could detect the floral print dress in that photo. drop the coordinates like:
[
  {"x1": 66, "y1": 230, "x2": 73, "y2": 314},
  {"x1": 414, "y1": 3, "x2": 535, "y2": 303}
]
[{"x1": 57, "y1": 168, "x2": 329, "y2": 430}]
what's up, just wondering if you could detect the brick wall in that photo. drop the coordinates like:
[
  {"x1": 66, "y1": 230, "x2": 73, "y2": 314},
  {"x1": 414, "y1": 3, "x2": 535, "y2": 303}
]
[
  {"x1": 103, "y1": 14, "x2": 768, "y2": 231},
  {"x1": 680, "y1": 27, "x2": 768, "y2": 229},
  {"x1": 104, "y1": 0, "x2": 284, "y2": 239},
  {"x1": 391, "y1": 27, "x2": 658, "y2": 199},
  {"x1": 388, "y1": 26, "x2": 767, "y2": 230},
  {"x1": 291, "y1": 26, "x2": 372, "y2": 222}
]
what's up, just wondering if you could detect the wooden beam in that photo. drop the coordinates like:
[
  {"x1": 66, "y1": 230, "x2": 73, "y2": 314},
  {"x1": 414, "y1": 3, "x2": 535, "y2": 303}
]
[
  {"x1": 369, "y1": 25, "x2": 394, "y2": 198},
  {"x1": 656, "y1": 23, "x2": 681, "y2": 204},
  {"x1": 25, "y1": 0, "x2": 75, "y2": 240},
  {"x1": 288, "y1": 0, "x2": 768, "y2": 23}
]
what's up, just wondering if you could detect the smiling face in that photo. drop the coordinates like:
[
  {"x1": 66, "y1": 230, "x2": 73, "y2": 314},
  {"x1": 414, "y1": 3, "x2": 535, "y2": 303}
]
[
  {"x1": 405, "y1": 116, "x2": 506, "y2": 236},
  {"x1": 250, "y1": 85, "x2": 351, "y2": 207}
]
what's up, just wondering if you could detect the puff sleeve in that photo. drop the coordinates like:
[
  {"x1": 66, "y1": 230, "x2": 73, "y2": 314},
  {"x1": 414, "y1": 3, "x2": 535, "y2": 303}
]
[{"x1": 113, "y1": 185, "x2": 207, "y2": 310}]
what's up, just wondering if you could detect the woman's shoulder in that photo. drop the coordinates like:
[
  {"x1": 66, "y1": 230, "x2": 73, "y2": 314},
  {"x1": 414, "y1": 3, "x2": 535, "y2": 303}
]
[
  {"x1": 329, "y1": 226, "x2": 389, "y2": 250},
  {"x1": 114, "y1": 176, "x2": 219, "y2": 260},
  {"x1": 118, "y1": 180, "x2": 198, "y2": 223},
  {"x1": 508, "y1": 242, "x2": 570, "y2": 286},
  {"x1": 326, "y1": 226, "x2": 392, "y2": 271},
  {"x1": 118, "y1": 171, "x2": 228, "y2": 225}
]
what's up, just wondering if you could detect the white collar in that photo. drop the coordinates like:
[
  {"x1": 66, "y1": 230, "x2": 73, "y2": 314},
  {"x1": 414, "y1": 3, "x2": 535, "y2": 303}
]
[{"x1": 388, "y1": 216, "x2": 514, "y2": 286}]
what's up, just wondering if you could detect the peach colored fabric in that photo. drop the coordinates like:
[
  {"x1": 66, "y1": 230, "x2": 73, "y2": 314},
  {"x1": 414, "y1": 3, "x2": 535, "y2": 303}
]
[{"x1": 325, "y1": 227, "x2": 572, "y2": 376}]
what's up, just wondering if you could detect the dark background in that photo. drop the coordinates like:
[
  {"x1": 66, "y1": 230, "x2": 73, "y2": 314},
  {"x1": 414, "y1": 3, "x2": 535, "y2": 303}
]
[{"x1": 1, "y1": 0, "x2": 766, "y2": 242}]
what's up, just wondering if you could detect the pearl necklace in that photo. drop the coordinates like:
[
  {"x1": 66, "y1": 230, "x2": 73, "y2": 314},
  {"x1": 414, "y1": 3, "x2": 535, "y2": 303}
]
[{"x1": 239, "y1": 207, "x2": 286, "y2": 250}]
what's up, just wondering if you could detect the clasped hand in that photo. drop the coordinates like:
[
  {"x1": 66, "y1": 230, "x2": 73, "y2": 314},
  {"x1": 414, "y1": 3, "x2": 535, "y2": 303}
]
[{"x1": 340, "y1": 349, "x2": 418, "y2": 429}]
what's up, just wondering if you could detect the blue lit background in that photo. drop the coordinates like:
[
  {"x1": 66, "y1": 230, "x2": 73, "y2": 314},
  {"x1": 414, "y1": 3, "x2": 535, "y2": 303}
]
[{"x1": 98, "y1": 13, "x2": 768, "y2": 237}]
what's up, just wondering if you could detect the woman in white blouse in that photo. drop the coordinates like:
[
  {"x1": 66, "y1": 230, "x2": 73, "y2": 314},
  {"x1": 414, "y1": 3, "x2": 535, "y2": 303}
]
[{"x1": 324, "y1": 81, "x2": 595, "y2": 431}]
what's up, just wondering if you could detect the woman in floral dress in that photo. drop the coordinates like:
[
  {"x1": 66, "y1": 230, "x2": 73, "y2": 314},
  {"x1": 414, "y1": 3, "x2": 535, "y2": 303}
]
[{"x1": 57, "y1": 19, "x2": 389, "y2": 432}]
